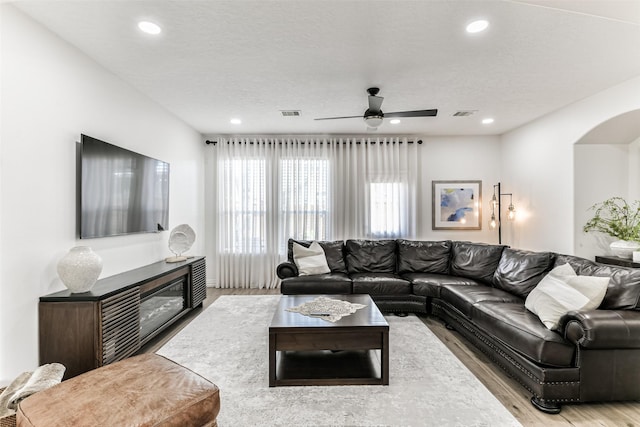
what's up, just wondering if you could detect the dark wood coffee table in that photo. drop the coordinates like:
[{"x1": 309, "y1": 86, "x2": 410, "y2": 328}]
[{"x1": 269, "y1": 294, "x2": 389, "y2": 387}]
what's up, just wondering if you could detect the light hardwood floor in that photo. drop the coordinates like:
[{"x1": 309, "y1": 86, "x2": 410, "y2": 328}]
[{"x1": 141, "y1": 288, "x2": 640, "y2": 426}]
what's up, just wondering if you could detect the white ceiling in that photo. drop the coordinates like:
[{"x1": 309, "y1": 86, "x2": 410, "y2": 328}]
[{"x1": 10, "y1": 0, "x2": 640, "y2": 136}]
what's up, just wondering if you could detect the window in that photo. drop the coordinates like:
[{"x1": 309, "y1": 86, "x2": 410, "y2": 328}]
[
  {"x1": 219, "y1": 159, "x2": 267, "y2": 253},
  {"x1": 369, "y1": 181, "x2": 406, "y2": 238},
  {"x1": 219, "y1": 157, "x2": 330, "y2": 255},
  {"x1": 210, "y1": 137, "x2": 417, "y2": 288},
  {"x1": 280, "y1": 158, "x2": 329, "y2": 248}
]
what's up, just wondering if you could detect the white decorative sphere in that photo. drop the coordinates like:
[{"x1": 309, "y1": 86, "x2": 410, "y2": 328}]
[{"x1": 57, "y1": 246, "x2": 103, "y2": 293}]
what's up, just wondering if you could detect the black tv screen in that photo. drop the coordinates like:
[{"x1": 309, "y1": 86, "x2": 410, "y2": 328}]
[{"x1": 80, "y1": 134, "x2": 170, "y2": 238}]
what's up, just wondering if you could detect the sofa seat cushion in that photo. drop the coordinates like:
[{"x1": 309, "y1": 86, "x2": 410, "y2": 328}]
[
  {"x1": 493, "y1": 248, "x2": 555, "y2": 298},
  {"x1": 351, "y1": 273, "x2": 411, "y2": 295},
  {"x1": 471, "y1": 302, "x2": 575, "y2": 367},
  {"x1": 397, "y1": 239, "x2": 451, "y2": 274},
  {"x1": 440, "y1": 284, "x2": 523, "y2": 318},
  {"x1": 345, "y1": 239, "x2": 397, "y2": 274},
  {"x1": 370, "y1": 294, "x2": 428, "y2": 313},
  {"x1": 281, "y1": 273, "x2": 352, "y2": 294},
  {"x1": 450, "y1": 241, "x2": 507, "y2": 285},
  {"x1": 406, "y1": 273, "x2": 480, "y2": 298}
]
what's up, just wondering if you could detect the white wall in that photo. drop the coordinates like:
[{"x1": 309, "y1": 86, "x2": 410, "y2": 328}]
[
  {"x1": 629, "y1": 137, "x2": 640, "y2": 199},
  {"x1": 501, "y1": 75, "x2": 640, "y2": 254},
  {"x1": 574, "y1": 144, "x2": 629, "y2": 259},
  {"x1": 416, "y1": 136, "x2": 502, "y2": 244},
  {"x1": 0, "y1": 5, "x2": 205, "y2": 382}
]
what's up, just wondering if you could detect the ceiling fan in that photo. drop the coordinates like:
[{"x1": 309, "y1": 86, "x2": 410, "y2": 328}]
[{"x1": 314, "y1": 87, "x2": 438, "y2": 130}]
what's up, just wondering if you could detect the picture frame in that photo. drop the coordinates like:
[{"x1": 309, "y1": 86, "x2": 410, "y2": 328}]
[{"x1": 432, "y1": 180, "x2": 482, "y2": 230}]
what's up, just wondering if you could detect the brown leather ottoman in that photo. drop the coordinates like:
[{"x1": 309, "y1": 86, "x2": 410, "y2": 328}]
[{"x1": 16, "y1": 354, "x2": 220, "y2": 427}]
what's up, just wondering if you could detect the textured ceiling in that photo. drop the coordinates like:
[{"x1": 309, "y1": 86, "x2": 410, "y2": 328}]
[{"x1": 10, "y1": 0, "x2": 640, "y2": 136}]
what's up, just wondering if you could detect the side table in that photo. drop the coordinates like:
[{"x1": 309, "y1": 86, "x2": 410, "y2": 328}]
[{"x1": 595, "y1": 255, "x2": 640, "y2": 269}]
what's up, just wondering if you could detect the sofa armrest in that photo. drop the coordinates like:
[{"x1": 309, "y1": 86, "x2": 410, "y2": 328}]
[
  {"x1": 276, "y1": 261, "x2": 298, "y2": 279},
  {"x1": 561, "y1": 309, "x2": 640, "y2": 349}
]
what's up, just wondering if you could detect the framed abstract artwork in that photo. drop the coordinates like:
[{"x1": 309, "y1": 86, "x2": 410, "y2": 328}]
[{"x1": 432, "y1": 180, "x2": 482, "y2": 230}]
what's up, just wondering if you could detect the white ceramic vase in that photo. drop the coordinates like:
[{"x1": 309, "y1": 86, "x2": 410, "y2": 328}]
[
  {"x1": 57, "y1": 246, "x2": 103, "y2": 293},
  {"x1": 609, "y1": 240, "x2": 640, "y2": 260}
]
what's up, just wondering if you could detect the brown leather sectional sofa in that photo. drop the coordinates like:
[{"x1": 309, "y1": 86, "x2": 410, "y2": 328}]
[{"x1": 276, "y1": 239, "x2": 640, "y2": 414}]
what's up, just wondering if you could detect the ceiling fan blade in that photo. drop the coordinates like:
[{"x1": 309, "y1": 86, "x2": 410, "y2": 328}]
[
  {"x1": 368, "y1": 95, "x2": 384, "y2": 114},
  {"x1": 314, "y1": 115, "x2": 364, "y2": 121},
  {"x1": 385, "y1": 109, "x2": 438, "y2": 118}
]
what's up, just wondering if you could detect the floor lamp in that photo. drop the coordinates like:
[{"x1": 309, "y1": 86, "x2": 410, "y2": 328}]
[{"x1": 489, "y1": 182, "x2": 516, "y2": 244}]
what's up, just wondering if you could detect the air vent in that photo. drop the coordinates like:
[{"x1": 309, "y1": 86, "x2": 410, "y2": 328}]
[
  {"x1": 280, "y1": 110, "x2": 301, "y2": 117},
  {"x1": 453, "y1": 110, "x2": 477, "y2": 117}
]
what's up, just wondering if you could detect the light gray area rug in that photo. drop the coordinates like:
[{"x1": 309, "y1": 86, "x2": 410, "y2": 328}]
[{"x1": 158, "y1": 295, "x2": 521, "y2": 427}]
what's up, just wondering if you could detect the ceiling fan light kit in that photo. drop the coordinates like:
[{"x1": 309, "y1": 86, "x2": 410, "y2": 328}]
[
  {"x1": 364, "y1": 115, "x2": 383, "y2": 128},
  {"x1": 315, "y1": 87, "x2": 437, "y2": 130}
]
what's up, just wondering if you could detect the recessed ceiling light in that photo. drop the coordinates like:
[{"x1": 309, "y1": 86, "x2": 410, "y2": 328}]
[
  {"x1": 230, "y1": 118, "x2": 242, "y2": 125},
  {"x1": 389, "y1": 119, "x2": 401, "y2": 125},
  {"x1": 466, "y1": 19, "x2": 489, "y2": 34},
  {"x1": 138, "y1": 21, "x2": 161, "y2": 35},
  {"x1": 482, "y1": 118, "x2": 495, "y2": 124}
]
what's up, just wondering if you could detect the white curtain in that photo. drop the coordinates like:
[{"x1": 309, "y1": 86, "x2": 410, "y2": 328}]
[{"x1": 207, "y1": 137, "x2": 418, "y2": 289}]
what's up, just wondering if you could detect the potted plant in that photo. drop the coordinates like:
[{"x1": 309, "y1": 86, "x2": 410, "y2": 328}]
[{"x1": 583, "y1": 197, "x2": 640, "y2": 259}]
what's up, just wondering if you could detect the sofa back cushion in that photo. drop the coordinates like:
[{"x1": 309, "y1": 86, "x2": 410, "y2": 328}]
[
  {"x1": 493, "y1": 248, "x2": 555, "y2": 299},
  {"x1": 345, "y1": 239, "x2": 397, "y2": 274},
  {"x1": 555, "y1": 254, "x2": 640, "y2": 310},
  {"x1": 397, "y1": 239, "x2": 451, "y2": 275},
  {"x1": 287, "y1": 239, "x2": 347, "y2": 274},
  {"x1": 450, "y1": 241, "x2": 507, "y2": 285}
]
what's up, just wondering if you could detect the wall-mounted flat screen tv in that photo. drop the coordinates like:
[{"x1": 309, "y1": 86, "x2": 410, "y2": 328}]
[{"x1": 80, "y1": 134, "x2": 170, "y2": 238}]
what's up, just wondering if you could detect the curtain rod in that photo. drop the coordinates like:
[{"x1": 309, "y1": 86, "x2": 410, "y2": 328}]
[{"x1": 205, "y1": 139, "x2": 422, "y2": 145}]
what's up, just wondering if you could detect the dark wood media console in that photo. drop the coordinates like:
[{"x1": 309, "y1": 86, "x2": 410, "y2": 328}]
[{"x1": 39, "y1": 256, "x2": 206, "y2": 379}]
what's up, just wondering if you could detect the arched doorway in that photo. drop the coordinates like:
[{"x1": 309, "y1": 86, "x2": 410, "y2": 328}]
[{"x1": 574, "y1": 109, "x2": 640, "y2": 259}]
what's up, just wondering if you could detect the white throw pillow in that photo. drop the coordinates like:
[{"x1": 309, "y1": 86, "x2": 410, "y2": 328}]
[
  {"x1": 525, "y1": 263, "x2": 609, "y2": 330},
  {"x1": 292, "y1": 241, "x2": 331, "y2": 276}
]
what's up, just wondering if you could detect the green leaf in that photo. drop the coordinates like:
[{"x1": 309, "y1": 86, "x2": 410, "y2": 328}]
[{"x1": 583, "y1": 197, "x2": 640, "y2": 242}]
